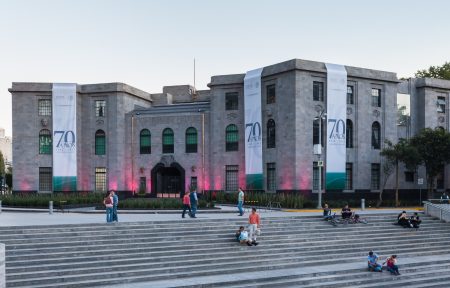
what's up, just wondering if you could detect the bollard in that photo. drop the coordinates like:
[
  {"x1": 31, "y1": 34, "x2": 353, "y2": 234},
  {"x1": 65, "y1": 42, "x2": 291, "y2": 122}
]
[
  {"x1": 49, "y1": 201, "x2": 53, "y2": 215},
  {"x1": 361, "y1": 198, "x2": 365, "y2": 211}
]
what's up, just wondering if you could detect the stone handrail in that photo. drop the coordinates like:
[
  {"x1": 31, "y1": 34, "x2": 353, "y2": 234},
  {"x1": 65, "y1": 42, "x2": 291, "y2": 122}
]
[{"x1": 423, "y1": 201, "x2": 450, "y2": 222}]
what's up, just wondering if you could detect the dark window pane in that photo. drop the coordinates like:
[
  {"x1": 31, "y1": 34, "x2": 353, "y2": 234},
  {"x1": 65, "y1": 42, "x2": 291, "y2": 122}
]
[
  {"x1": 140, "y1": 129, "x2": 151, "y2": 154},
  {"x1": 39, "y1": 129, "x2": 52, "y2": 154},
  {"x1": 345, "y1": 163, "x2": 353, "y2": 190},
  {"x1": 162, "y1": 128, "x2": 174, "y2": 153},
  {"x1": 371, "y1": 163, "x2": 380, "y2": 190},
  {"x1": 39, "y1": 167, "x2": 52, "y2": 191},
  {"x1": 267, "y1": 119, "x2": 276, "y2": 148},
  {"x1": 185, "y1": 127, "x2": 197, "y2": 153},
  {"x1": 346, "y1": 119, "x2": 353, "y2": 148},
  {"x1": 226, "y1": 124, "x2": 238, "y2": 151},
  {"x1": 313, "y1": 82, "x2": 324, "y2": 101},
  {"x1": 371, "y1": 122, "x2": 381, "y2": 150},
  {"x1": 95, "y1": 130, "x2": 106, "y2": 155},
  {"x1": 371, "y1": 88, "x2": 381, "y2": 107},
  {"x1": 313, "y1": 162, "x2": 324, "y2": 190},
  {"x1": 266, "y1": 84, "x2": 276, "y2": 104},
  {"x1": 225, "y1": 165, "x2": 239, "y2": 191},
  {"x1": 267, "y1": 163, "x2": 276, "y2": 191},
  {"x1": 225, "y1": 92, "x2": 238, "y2": 110}
]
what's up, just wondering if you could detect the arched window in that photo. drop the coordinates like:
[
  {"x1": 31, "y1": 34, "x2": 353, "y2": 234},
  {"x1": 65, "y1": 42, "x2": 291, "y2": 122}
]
[
  {"x1": 185, "y1": 127, "x2": 198, "y2": 153},
  {"x1": 346, "y1": 119, "x2": 353, "y2": 148},
  {"x1": 267, "y1": 119, "x2": 276, "y2": 148},
  {"x1": 226, "y1": 124, "x2": 238, "y2": 151},
  {"x1": 371, "y1": 122, "x2": 381, "y2": 150},
  {"x1": 162, "y1": 128, "x2": 174, "y2": 153},
  {"x1": 95, "y1": 130, "x2": 106, "y2": 155},
  {"x1": 140, "y1": 129, "x2": 151, "y2": 154},
  {"x1": 39, "y1": 129, "x2": 52, "y2": 154}
]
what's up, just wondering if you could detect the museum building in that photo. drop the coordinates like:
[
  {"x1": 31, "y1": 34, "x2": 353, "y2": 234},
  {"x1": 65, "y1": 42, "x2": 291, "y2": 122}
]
[{"x1": 9, "y1": 59, "x2": 450, "y2": 196}]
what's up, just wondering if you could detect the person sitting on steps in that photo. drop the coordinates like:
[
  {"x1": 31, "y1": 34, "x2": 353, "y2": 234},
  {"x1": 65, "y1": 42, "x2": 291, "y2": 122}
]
[
  {"x1": 323, "y1": 203, "x2": 333, "y2": 221},
  {"x1": 341, "y1": 204, "x2": 352, "y2": 219},
  {"x1": 409, "y1": 212, "x2": 422, "y2": 228},
  {"x1": 235, "y1": 226, "x2": 253, "y2": 246},
  {"x1": 383, "y1": 255, "x2": 400, "y2": 275},
  {"x1": 397, "y1": 211, "x2": 413, "y2": 228},
  {"x1": 367, "y1": 251, "x2": 383, "y2": 272}
]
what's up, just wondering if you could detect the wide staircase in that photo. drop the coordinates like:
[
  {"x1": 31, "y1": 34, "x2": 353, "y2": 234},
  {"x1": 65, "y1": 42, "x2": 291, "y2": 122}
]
[{"x1": 1, "y1": 213, "x2": 450, "y2": 287}]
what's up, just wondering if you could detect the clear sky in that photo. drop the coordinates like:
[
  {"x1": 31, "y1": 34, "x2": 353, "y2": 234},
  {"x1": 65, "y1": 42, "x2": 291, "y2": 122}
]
[{"x1": 1, "y1": 0, "x2": 449, "y2": 137}]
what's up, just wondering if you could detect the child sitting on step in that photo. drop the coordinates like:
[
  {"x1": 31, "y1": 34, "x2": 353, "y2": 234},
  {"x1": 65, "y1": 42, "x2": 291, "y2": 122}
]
[{"x1": 235, "y1": 226, "x2": 253, "y2": 246}]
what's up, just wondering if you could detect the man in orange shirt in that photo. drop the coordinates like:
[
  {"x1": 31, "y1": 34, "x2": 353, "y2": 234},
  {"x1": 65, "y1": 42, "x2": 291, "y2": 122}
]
[{"x1": 248, "y1": 207, "x2": 260, "y2": 246}]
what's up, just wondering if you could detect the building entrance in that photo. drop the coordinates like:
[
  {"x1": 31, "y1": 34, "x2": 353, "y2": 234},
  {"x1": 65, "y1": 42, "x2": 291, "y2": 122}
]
[{"x1": 151, "y1": 162, "x2": 185, "y2": 198}]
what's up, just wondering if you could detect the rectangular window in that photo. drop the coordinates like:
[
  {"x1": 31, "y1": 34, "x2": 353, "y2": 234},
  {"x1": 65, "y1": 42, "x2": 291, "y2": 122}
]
[
  {"x1": 313, "y1": 81, "x2": 324, "y2": 101},
  {"x1": 345, "y1": 163, "x2": 353, "y2": 190},
  {"x1": 38, "y1": 99, "x2": 52, "y2": 116},
  {"x1": 404, "y1": 171, "x2": 414, "y2": 182},
  {"x1": 225, "y1": 92, "x2": 238, "y2": 110},
  {"x1": 95, "y1": 167, "x2": 107, "y2": 192},
  {"x1": 371, "y1": 88, "x2": 381, "y2": 107},
  {"x1": 371, "y1": 163, "x2": 380, "y2": 190},
  {"x1": 266, "y1": 163, "x2": 276, "y2": 191},
  {"x1": 437, "y1": 96, "x2": 446, "y2": 113},
  {"x1": 313, "y1": 162, "x2": 324, "y2": 191},
  {"x1": 313, "y1": 119, "x2": 324, "y2": 146},
  {"x1": 139, "y1": 177, "x2": 146, "y2": 193},
  {"x1": 225, "y1": 165, "x2": 239, "y2": 191},
  {"x1": 39, "y1": 167, "x2": 52, "y2": 192},
  {"x1": 347, "y1": 86, "x2": 354, "y2": 105},
  {"x1": 95, "y1": 100, "x2": 106, "y2": 117},
  {"x1": 190, "y1": 177, "x2": 198, "y2": 190},
  {"x1": 266, "y1": 84, "x2": 276, "y2": 104}
]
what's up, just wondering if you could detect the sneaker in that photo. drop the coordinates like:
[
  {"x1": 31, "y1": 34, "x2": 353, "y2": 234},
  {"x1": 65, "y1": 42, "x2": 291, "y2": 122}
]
[
  {"x1": 252, "y1": 242, "x2": 259, "y2": 246},
  {"x1": 246, "y1": 242, "x2": 253, "y2": 246}
]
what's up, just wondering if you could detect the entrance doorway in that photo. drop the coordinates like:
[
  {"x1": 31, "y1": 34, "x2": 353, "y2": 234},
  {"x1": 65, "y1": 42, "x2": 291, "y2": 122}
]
[{"x1": 151, "y1": 162, "x2": 185, "y2": 198}]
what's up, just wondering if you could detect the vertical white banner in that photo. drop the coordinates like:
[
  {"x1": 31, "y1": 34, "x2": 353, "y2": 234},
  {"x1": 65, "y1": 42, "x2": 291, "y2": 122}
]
[
  {"x1": 244, "y1": 68, "x2": 264, "y2": 190},
  {"x1": 325, "y1": 63, "x2": 347, "y2": 190},
  {"x1": 52, "y1": 83, "x2": 77, "y2": 191}
]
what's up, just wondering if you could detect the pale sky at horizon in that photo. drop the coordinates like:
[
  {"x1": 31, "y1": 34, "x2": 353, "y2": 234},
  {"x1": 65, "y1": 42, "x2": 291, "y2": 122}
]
[{"x1": 1, "y1": 0, "x2": 449, "y2": 137}]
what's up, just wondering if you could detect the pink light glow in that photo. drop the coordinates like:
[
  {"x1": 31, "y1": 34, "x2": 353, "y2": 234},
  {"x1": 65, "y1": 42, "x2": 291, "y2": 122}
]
[
  {"x1": 109, "y1": 176, "x2": 118, "y2": 191},
  {"x1": 298, "y1": 163, "x2": 311, "y2": 190},
  {"x1": 20, "y1": 181, "x2": 31, "y2": 191},
  {"x1": 214, "y1": 176, "x2": 222, "y2": 190}
]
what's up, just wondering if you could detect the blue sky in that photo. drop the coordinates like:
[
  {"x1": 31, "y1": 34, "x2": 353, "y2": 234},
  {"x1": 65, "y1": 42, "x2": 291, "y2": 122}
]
[{"x1": 1, "y1": 0, "x2": 449, "y2": 136}]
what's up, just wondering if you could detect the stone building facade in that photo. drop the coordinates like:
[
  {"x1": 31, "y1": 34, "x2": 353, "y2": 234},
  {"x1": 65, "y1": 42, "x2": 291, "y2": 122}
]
[{"x1": 8, "y1": 59, "x2": 450, "y2": 198}]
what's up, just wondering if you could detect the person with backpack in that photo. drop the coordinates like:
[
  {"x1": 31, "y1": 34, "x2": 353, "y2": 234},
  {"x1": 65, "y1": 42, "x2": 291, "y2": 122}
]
[
  {"x1": 103, "y1": 191, "x2": 113, "y2": 223},
  {"x1": 182, "y1": 191, "x2": 193, "y2": 218},
  {"x1": 189, "y1": 189, "x2": 198, "y2": 218},
  {"x1": 383, "y1": 255, "x2": 400, "y2": 275}
]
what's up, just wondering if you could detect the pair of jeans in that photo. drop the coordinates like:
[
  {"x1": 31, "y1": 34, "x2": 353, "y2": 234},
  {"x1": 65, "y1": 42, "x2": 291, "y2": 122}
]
[
  {"x1": 237, "y1": 201, "x2": 244, "y2": 215},
  {"x1": 106, "y1": 207, "x2": 113, "y2": 223},
  {"x1": 387, "y1": 265, "x2": 399, "y2": 274},
  {"x1": 191, "y1": 204, "x2": 197, "y2": 217},
  {"x1": 112, "y1": 206, "x2": 118, "y2": 222},
  {"x1": 182, "y1": 204, "x2": 192, "y2": 218}
]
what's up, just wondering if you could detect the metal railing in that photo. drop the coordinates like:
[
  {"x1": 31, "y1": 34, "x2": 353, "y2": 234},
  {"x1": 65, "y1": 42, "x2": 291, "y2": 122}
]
[{"x1": 423, "y1": 201, "x2": 450, "y2": 222}]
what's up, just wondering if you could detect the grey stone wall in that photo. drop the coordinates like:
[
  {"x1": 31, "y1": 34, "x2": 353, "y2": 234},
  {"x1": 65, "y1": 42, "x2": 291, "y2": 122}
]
[{"x1": 0, "y1": 243, "x2": 4, "y2": 288}]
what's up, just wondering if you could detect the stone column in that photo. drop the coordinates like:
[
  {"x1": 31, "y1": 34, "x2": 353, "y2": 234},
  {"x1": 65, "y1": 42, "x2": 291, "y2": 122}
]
[{"x1": 0, "y1": 243, "x2": 4, "y2": 288}]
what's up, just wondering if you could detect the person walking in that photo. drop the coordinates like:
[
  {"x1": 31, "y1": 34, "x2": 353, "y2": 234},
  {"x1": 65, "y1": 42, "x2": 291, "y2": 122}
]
[
  {"x1": 103, "y1": 191, "x2": 113, "y2": 223},
  {"x1": 190, "y1": 189, "x2": 198, "y2": 218},
  {"x1": 182, "y1": 191, "x2": 192, "y2": 218},
  {"x1": 248, "y1": 207, "x2": 260, "y2": 246},
  {"x1": 237, "y1": 187, "x2": 245, "y2": 216},
  {"x1": 111, "y1": 190, "x2": 119, "y2": 222}
]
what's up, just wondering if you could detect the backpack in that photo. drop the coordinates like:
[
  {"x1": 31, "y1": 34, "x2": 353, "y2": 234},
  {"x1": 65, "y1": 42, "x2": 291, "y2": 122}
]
[{"x1": 104, "y1": 197, "x2": 112, "y2": 205}]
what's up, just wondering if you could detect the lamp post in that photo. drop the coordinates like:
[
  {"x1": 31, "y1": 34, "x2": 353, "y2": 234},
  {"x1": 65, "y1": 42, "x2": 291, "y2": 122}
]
[{"x1": 314, "y1": 109, "x2": 326, "y2": 209}]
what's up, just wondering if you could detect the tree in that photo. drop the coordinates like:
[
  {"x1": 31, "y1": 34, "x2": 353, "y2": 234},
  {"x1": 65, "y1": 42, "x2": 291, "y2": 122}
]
[
  {"x1": 380, "y1": 139, "x2": 420, "y2": 206},
  {"x1": 0, "y1": 151, "x2": 4, "y2": 176},
  {"x1": 410, "y1": 128, "x2": 450, "y2": 199},
  {"x1": 378, "y1": 154, "x2": 395, "y2": 207},
  {"x1": 5, "y1": 166, "x2": 12, "y2": 191},
  {"x1": 415, "y1": 62, "x2": 450, "y2": 80}
]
